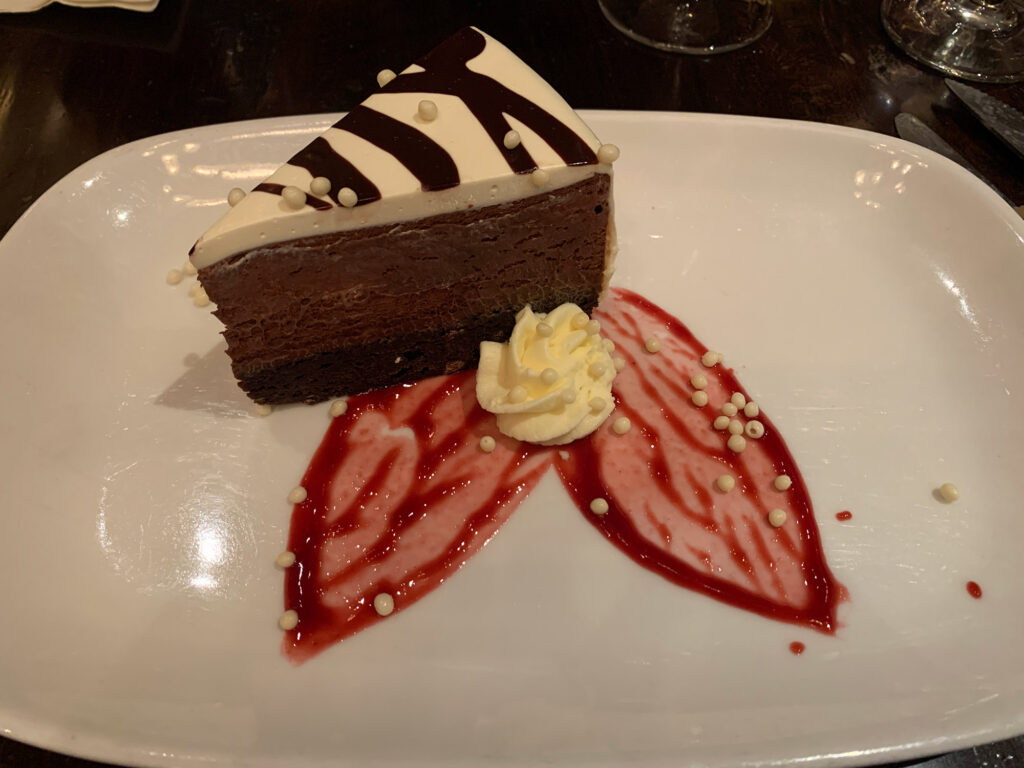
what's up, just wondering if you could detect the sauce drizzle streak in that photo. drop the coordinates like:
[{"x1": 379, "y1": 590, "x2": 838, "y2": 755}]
[{"x1": 283, "y1": 289, "x2": 845, "y2": 663}]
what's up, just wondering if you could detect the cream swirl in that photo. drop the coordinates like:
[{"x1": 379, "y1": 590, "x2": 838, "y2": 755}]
[{"x1": 476, "y1": 303, "x2": 617, "y2": 445}]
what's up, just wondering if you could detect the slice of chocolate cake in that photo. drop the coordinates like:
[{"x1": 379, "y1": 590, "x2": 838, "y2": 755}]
[{"x1": 190, "y1": 27, "x2": 618, "y2": 405}]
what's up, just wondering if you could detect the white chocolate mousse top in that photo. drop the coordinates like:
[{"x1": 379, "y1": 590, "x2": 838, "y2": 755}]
[{"x1": 191, "y1": 27, "x2": 616, "y2": 270}]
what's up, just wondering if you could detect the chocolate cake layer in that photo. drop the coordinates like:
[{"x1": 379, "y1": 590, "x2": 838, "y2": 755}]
[
  {"x1": 199, "y1": 174, "x2": 611, "y2": 404},
  {"x1": 235, "y1": 288, "x2": 601, "y2": 404}
]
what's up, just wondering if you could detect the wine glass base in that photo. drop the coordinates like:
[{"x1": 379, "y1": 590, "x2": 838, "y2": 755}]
[
  {"x1": 881, "y1": 0, "x2": 1024, "y2": 83},
  {"x1": 598, "y1": 0, "x2": 772, "y2": 55}
]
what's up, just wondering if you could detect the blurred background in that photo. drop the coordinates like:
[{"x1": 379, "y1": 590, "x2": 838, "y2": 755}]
[{"x1": 1, "y1": 0, "x2": 1022, "y2": 240}]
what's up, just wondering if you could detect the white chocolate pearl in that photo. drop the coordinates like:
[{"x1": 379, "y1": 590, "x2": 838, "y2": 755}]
[
  {"x1": 768, "y1": 509, "x2": 787, "y2": 527},
  {"x1": 691, "y1": 391, "x2": 709, "y2": 407},
  {"x1": 721, "y1": 402, "x2": 738, "y2": 417},
  {"x1": 182, "y1": 259, "x2": 198, "y2": 276},
  {"x1": 417, "y1": 99, "x2": 438, "y2": 121},
  {"x1": 589, "y1": 361, "x2": 608, "y2": 377},
  {"x1": 192, "y1": 290, "x2": 210, "y2": 308},
  {"x1": 939, "y1": 482, "x2": 960, "y2": 502},
  {"x1": 571, "y1": 312, "x2": 589, "y2": 330},
  {"x1": 541, "y1": 368, "x2": 558, "y2": 385},
  {"x1": 337, "y1": 187, "x2": 358, "y2": 208},
  {"x1": 731, "y1": 392, "x2": 746, "y2": 409},
  {"x1": 166, "y1": 268, "x2": 183, "y2": 285},
  {"x1": 376, "y1": 68, "x2": 396, "y2": 87},
  {"x1": 329, "y1": 399, "x2": 348, "y2": 418},
  {"x1": 373, "y1": 593, "x2": 395, "y2": 616},
  {"x1": 690, "y1": 374, "x2": 708, "y2": 390},
  {"x1": 745, "y1": 420, "x2": 765, "y2": 439},
  {"x1": 701, "y1": 350, "x2": 722, "y2": 367},
  {"x1": 479, "y1": 435, "x2": 496, "y2": 453},
  {"x1": 727, "y1": 419, "x2": 743, "y2": 435},
  {"x1": 590, "y1": 498, "x2": 609, "y2": 515},
  {"x1": 530, "y1": 168, "x2": 549, "y2": 186},
  {"x1": 278, "y1": 610, "x2": 299, "y2": 631},
  {"x1": 309, "y1": 176, "x2": 331, "y2": 197},
  {"x1": 727, "y1": 434, "x2": 746, "y2": 453},
  {"x1": 503, "y1": 130, "x2": 521, "y2": 149},
  {"x1": 597, "y1": 143, "x2": 620, "y2": 163},
  {"x1": 507, "y1": 385, "x2": 527, "y2": 404},
  {"x1": 713, "y1": 415, "x2": 730, "y2": 430},
  {"x1": 774, "y1": 474, "x2": 793, "y2": 491},
  {"x1": 188, "y1": 281, "x2": 202, "y2": 297},
  {"x1": 227, "y1": 187, "x2": 246, "y2": 206},
  {"x1": 562, "y1": 389, "x2": 577, "y2": 403},
  {"x1": 536, "y1": 322, "x2": 553, "y2": 337},
  {"x1": 275, "y1": 551, "x2": 296, "y2": 568},
  {"x1": 282, "y1": 185, "x2": 306, "y2": 210},
  {"x1": 586, "y1": 319, "x2": 601, "y2": 335},
  {"x1": 589, "y1": 397, "x2": 607, "y2": 411},
  {"x1": 603, "y1": 338, "x2": 616, "y2": 352},
  {"x1": 715, "y1": 474, "x2": 736, "y2": 492},
  {"x1": 612, "y1": 417, "x2": 631, "y2": 434},
  {"x1": 644, "y1": 337, "x2": 661, "y2": 353},
  {"x1": 613, "y1": 356, "x2": 626, "y2": 371},
  {"x1": 744, "y1": 402, "x2": 760, "y2": 418},
  {"x1": 253, "y1": 403, "x2": 273, "y2": 417},
  {"x1": 287, "y1": 486, "x2": 307, "y2": 504}
]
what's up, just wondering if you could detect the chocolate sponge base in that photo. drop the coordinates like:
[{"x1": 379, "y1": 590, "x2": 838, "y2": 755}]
[
  {"x1": 235, "y1": 288, "x2": 601, "y2": 404},
  {"x1": 201, "y1": 173, "x2": 613, "y2": 405}
]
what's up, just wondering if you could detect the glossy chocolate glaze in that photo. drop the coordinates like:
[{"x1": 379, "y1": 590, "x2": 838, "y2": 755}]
[
  {"x1": 381, "y1": 27, "x2": 598, "y2": 173},
  {"x1": 289, "y1": 137, "x2": 382, "y2": 206},
  {"x1": 254, "y1": 27, "x2": 598, "y2": 210},
  {"x1": 252, "y1": 182, "x2": 332, "y2": 211},
  {"x1": 341, "y1": 105, "x2": 460, "y2": 192}
]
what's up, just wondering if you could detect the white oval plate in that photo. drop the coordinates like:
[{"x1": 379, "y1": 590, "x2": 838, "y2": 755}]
[{"x1": 1, "y1": 112, "x2": 1023, "y2": 767}]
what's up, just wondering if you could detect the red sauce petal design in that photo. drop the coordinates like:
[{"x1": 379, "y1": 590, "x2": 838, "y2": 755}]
[
  {"x1": 556, "y1": 288, "x2": 844, "y2": 633},
  {"x1": 283, "y1": 372, "x2": 552, "y2": 663}
]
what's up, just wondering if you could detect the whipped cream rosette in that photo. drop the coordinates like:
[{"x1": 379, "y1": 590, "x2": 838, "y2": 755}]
[{"x1": 476, "y1": 303, "x2": 617, "y2": 445}]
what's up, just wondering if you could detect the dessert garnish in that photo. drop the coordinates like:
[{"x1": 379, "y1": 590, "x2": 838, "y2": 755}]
[
  {"x1": 476, "y1": 302, "x2": 618, "y2": 445},
  {"x1": 279, "y1": 288, "x2": 845, "y2": 664},
  {"x1": 275, "y1": 551, "x2": 296, "y2": 568}
]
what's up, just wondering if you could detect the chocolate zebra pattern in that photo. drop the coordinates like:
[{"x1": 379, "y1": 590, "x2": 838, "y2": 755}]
[
  {"x1": 285, "y1": 136, "x2": 381, "y2": 206},
  {"x1": 191, "y1": 27, "x2": 608, "y2": 269},
  {"x1": 260, "y1": 27, "x2": 597, "y2": 208},
  {"x1": 376, "y1": 27, "x2": 597, "y2": 177}
]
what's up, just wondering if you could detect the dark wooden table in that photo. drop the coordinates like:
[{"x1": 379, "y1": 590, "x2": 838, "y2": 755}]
[{"x1": 0, "y1": 1, "x2": 1021, "y2": 766}]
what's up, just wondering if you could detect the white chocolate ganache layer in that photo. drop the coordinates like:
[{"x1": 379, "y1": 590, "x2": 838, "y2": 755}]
[{"x1": 191, "y1": 27, "x2": 617, "y2": 270}]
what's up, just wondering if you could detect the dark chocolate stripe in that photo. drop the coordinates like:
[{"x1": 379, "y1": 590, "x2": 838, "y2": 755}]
[
  {"x1": 342, "y1": 106, "x2": 460, "y2": 192},
  {"x1": 253, "y1": 182, "x2": 333, "y2": 211},
  {"x1": 381, "y1": 27, "x2": 598, "y2": 172},
  {"x1": 288, "y1": 136, "x2": 381, "y2": 206}
]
